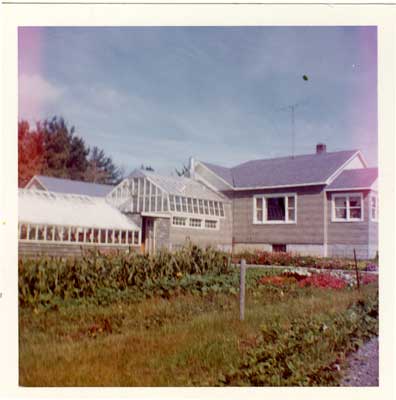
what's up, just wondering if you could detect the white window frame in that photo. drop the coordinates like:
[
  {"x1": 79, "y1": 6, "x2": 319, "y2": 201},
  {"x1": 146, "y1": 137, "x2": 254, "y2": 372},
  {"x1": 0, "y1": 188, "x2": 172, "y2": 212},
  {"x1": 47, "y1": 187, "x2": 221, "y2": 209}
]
[
  {"x1": 18, "y1": 222, "x2": 141, "y2": 246},
  {"x1": 370, "y1": 192, "x2": 378, "y2": 222},
  {"x1": 171, "y1": 215, "x2": 220, "y2": 230},
  {"x1": 331, "y1": 193, "x2": 364, "y2": 222},
  {"x1": 253, "y1": 193, "x2": 297, "y2": 224},
  {"x1": 204, "y1": 219, "x2": 219, "y2": 230}
]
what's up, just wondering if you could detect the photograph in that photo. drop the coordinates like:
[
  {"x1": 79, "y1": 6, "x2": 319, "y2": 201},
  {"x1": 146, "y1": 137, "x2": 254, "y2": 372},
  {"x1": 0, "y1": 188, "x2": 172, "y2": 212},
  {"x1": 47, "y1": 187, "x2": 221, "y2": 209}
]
[{"x1": 16, "y1": 25, "x2": 380, "y2": 388}]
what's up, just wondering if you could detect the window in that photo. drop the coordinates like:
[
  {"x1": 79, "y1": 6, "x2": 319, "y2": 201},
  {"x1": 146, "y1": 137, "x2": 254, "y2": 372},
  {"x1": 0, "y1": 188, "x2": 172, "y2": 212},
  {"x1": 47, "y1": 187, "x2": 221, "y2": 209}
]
[
  {"x1": 189, "y1": 218, "x2": 202, "y2": 228},
  {"x1": 198, "y1": 200, "x2": 204, "y2": 214},
  {"x1": 175, "y1": 196, "x2": 182, "y2": 212},
  {"x1": 205, "y1": 220, "x2": 217, "y2": 229},
  {"x1": 134, "y1": 231, "x2": 140, "y2": 245},
  {"x1": 181, "y1": 197, "x2": 188, "y2": 212},
  {"x1": 20, "y1": 224, "x2": 28, "y2": 240},
  {"x1": 173, "y1": 216, "x2": 187, "y2": 226},
  {"x1": 371, "y1": 194, "x2": 378, "y2": 222},
  {"x1": 193, "y1": 199, "x2": 199, "y2": 214},
  {"x1": 169, "y1": 195, "x2": 175, "y2": 211},
  {"x1": 273, "y1": 244, "x2": 286, "y2": 253},
  {"x1": 332, "y1": 193, "x2": 363, "y2": 222},
  {"x1": 187, "y1": 198, "x2": 193, "y2": 213},
  {"x1": 254, "y1": 194, "x2": 297, "y2": 224},
  {"x1": 214, "y1": 201, "x2": 220, "y2": 216},
  {"x1": 209, "y1": 201, "x2": 215, "y2": 215}
]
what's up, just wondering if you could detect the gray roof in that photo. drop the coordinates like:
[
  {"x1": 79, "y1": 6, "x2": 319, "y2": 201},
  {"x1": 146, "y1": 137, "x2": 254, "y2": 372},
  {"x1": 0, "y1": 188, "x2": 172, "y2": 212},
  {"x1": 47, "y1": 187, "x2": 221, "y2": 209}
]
[
  {"x1": 201, "y1": 161, "x2": 234, "y2": 186},
  {"x1": 31, "y1": 175, "x2": 114, "y2": 197},
  {"x1": 201, "y1": 150, "x2": 359, "y2": 189},
  {"x1": 326, "y1": 168, "x2": 378, "y2": 190},
  {"x1": 128, "y1": 169, "x2": 225, "y2": 201}
]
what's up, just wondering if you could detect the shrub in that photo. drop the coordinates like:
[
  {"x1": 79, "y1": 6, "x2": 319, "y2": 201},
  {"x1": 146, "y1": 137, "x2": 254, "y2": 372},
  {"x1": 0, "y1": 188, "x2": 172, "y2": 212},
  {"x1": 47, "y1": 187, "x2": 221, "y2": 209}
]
[
  {"x1": 18, "y1": 243, "x2": 232, "y2": 308},
  {"x1": 220, "y1": 294, "x2": 378, "y2": 386},
  {"x1": 233, "y1": 250, "x2": 371, "y2": 271}
]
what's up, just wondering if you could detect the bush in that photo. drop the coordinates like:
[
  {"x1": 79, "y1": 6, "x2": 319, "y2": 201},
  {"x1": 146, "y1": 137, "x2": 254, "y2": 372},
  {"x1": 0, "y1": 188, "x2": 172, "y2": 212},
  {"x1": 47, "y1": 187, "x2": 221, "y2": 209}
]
[
  {"x1": 18, "y1": 243, "x2": 232, "y2": 308},
  {"x1": 220, "y1": 294, "x2": 378, "y2": 386},
  {"x1": 233, "y1": 250, "x2": 375, "y2": 271}
]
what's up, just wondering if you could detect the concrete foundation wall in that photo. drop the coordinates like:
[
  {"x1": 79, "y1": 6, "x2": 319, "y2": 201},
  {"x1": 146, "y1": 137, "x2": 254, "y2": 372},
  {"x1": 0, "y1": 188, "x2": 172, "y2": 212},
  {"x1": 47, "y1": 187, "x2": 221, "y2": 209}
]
[
  {"x1": 287, "y1": 244, "x2": 324, "y2": 257},
  {"x1": 327, "y1": 244, "x2": 370, "y2": 259},
  {"x1": 233, "y1": 243, "x2": 324, "y2": 256},
  {"x1": 19, "y1": 242, "x2": 139, "y2": 258},
  {"x1": 233, "y1": 243, "x2": 272, "y2": 252}
]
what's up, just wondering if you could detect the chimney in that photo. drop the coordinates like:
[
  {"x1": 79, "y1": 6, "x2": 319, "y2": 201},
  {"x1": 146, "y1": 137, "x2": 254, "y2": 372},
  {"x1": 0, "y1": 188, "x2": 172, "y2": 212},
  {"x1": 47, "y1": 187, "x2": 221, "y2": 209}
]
[
  {"x1": 316, "y1": 143, "x2": 327, "y2": 154},
  {"x1": 189, "y1": 156, "x2": 195, "y2": 179}
]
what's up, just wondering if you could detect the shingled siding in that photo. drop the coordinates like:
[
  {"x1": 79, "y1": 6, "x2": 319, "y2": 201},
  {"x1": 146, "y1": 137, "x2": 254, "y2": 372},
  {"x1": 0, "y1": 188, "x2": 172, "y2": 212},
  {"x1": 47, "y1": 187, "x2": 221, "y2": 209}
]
[
  {"x1": 326, "y1": 190, "x2": 371, "y2": 259},
  {"x1": 231, "y1": 186, "x2": 325, "y2": 247},
  {"x1": 368, "y1": 191, "x2": 378, "y2": 259},
  {"x1": 368, "y1": 219, "x2": 378, "y2": 259},
  {"x1": 19, "y1": 242, "x2": 140, "y2": 257},
  {"x1": 155, "y1": 217, "x2": 171, "y2": 251},
  {"x1": 169, "y1": 203, "x2": 233, "y2": 251}
]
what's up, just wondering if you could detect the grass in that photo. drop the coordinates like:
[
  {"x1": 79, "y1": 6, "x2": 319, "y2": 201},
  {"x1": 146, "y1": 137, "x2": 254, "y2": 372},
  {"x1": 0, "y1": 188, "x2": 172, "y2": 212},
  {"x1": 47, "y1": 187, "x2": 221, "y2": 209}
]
[{"x1": 19, "y1": 268, "x2": 378, "y2": 387}]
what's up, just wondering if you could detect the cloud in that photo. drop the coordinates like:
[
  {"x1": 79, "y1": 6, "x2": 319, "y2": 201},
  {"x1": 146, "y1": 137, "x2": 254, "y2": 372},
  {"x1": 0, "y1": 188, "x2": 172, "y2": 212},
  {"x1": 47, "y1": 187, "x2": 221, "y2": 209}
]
[{"x1": 19, "y1": 74, "x2": 63, "y2": 120}]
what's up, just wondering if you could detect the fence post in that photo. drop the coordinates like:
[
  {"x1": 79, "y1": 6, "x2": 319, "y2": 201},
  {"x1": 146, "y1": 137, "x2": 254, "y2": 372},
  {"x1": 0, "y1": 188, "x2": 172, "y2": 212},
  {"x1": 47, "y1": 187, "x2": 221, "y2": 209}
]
[
  {"x1": 353, "y1": 248, "x2": 360, "y2": 290},
  {"x1": 240, "y1": 259, "x2": 246, "y2": 321}
]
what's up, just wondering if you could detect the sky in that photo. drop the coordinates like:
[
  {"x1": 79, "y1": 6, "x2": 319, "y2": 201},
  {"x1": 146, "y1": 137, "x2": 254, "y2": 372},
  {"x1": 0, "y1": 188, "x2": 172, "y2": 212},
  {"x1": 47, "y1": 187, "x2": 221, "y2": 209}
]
[{"x1": 18, "y1": 26, "x2": 377, "y2": 175}]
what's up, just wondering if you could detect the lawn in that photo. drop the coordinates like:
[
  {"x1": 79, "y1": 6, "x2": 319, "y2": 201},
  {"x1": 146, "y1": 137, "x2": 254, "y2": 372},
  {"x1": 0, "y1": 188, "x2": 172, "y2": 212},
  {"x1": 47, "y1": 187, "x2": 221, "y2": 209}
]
[{"x1": 19, "y1": 267, "x2": 378, "y2": 386}]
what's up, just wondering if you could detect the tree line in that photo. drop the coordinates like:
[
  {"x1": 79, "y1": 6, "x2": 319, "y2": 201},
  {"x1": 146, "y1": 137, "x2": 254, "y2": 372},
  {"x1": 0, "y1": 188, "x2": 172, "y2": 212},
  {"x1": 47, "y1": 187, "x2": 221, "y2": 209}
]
[{"x1": 18, "y1": 116, "x2": 124, "y2": 187}]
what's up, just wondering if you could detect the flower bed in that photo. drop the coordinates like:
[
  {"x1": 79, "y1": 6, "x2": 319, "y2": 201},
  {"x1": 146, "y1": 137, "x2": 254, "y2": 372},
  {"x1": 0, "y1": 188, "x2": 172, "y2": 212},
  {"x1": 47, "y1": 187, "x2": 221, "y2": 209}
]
[
  {"x1": 233, "y1": 250, "x2": 377, "y2": 271},
  {"x1": 257, "y1": 268, "x2": 378, "y2": 290}
]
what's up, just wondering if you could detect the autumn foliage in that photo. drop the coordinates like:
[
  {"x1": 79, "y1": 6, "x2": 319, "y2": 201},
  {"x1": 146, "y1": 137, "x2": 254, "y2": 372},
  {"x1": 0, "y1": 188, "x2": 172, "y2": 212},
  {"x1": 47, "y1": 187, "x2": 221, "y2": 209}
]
[{"x1": 18, "y1": 116, "x2": 123, "y2": 187}]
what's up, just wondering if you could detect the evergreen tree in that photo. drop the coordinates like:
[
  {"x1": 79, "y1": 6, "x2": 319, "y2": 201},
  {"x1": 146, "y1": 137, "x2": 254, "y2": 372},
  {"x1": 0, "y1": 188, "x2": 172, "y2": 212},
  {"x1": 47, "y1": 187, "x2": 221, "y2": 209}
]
[
  {"x1": 85, "y1": 146, "x2": 123, "y2": 185},
  {"x1": 18, "y1": 116, "x2": 123, "y2": 186}
]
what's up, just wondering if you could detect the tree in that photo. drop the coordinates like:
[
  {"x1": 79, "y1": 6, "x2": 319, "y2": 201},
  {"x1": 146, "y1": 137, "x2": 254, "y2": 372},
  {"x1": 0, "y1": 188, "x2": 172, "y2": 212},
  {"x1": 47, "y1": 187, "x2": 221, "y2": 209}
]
[
  {"x1": 85, "y1": 146, "x2": 123, "y2": 185},
  {"x1": 140, "y1": 164, "x2": 154, "y2": 172},
  {"x1": 175, "y1": 164, "x2": 189, "y2": 177},
  {"x1": 18, "y1": 120, "x2": 45, "y2": 187},
  {"x1": 37, "y1": 116, "x2": 89, "y2": 180},
  {"x1": 18, "y1": 115, "x2": 124, "y2": 186}
]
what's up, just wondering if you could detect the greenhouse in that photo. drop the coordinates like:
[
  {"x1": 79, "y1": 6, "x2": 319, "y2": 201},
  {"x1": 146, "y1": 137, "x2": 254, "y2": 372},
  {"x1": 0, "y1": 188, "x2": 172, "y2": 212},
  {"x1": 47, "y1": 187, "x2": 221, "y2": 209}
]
[
  {"x1": 104, "y1": 169, "x2": 231, "y2": 254},
  {"x1": 18, "y1": 189, "x2": 141, "y2": 248},
  {"x1": 18, "y1": 169, "x2": 232, "y2": 256},
  {"x1": 107, "y1": 170, "x2": 226, "y2": 217}
]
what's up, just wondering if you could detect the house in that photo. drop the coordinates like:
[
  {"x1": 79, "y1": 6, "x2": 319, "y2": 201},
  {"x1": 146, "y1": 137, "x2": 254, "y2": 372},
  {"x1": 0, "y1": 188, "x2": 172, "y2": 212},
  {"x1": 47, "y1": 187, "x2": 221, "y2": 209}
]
[{"x1": 18, "y1": 144, "x2": 378, "y2": 259}]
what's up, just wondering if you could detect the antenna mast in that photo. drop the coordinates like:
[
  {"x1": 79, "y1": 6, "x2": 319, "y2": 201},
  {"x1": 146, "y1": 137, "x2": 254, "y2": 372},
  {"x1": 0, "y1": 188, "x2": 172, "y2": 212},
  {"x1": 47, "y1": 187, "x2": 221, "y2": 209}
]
[{"x1": 278, "y1": 101, "x2": 305, "y2": 159}]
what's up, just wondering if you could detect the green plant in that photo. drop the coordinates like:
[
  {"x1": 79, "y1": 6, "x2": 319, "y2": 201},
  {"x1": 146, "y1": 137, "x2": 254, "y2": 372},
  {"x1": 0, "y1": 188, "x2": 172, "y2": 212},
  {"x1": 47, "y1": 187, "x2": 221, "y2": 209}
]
[
  {"x1": 219, "y1": 294, "x2": 378, "y2": 386},
  {"x1": 19, "y1": 244, "x2": 233, "y2": 308}
]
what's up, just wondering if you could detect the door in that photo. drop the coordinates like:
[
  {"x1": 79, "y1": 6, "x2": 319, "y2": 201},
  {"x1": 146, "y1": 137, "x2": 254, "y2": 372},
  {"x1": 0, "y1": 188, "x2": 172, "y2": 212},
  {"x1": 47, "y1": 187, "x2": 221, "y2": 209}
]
[{"x1": 144, "y1": 217, "x2": 155, "y2": 254}]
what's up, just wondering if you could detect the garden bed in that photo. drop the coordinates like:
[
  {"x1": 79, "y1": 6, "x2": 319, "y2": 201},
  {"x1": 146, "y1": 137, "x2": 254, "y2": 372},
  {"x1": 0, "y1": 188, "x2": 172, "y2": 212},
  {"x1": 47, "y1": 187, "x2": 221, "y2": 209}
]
[{"x1": 19, "y1": 249, "x2": 378, "y2": 386}]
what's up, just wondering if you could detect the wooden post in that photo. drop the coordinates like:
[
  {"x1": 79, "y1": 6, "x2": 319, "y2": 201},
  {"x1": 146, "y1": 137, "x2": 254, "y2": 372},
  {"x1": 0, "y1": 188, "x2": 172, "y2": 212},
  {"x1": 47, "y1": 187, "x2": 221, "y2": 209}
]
[
  {"x1": 240, "y1": 259, "x2": 246, "y2": 321},
  {"x1": 353, "y1": 248, "x2": 360, "y2": 290}
]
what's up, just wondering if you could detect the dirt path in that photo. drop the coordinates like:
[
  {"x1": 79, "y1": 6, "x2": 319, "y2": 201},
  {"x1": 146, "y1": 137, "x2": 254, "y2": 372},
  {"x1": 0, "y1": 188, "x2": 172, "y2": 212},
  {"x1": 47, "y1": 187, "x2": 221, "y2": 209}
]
[{"x1": 340, "y1": 336, "x2": 379, "y2": 386}]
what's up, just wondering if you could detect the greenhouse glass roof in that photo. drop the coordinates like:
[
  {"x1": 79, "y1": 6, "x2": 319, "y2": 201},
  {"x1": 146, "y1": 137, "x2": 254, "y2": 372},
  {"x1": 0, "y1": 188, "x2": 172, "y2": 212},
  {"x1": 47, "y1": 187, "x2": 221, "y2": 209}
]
[
  {"x1": 18, "y1": 189, "x2": 139, "y2": 231},
  {"x1": 106, "y1": 170, "x2": 227, "y2": 216}
]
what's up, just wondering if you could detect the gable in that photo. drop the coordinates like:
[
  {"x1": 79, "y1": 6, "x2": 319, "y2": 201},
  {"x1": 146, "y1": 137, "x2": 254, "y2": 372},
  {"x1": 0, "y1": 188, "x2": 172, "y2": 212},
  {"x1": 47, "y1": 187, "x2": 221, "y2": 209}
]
[
  {"x1": 25, "y1": 176, "x2": 47, "y2": 191},
  {"x1": 194, "y1": 162, "x2": 234, "y2": 192}
]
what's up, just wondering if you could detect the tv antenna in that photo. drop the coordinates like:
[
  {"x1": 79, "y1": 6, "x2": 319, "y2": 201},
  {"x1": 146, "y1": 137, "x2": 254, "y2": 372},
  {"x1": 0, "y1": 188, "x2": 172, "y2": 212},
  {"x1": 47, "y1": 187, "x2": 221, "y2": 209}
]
[{"x1": 277, "y1": 99, "x2": 309, "y2": 158}]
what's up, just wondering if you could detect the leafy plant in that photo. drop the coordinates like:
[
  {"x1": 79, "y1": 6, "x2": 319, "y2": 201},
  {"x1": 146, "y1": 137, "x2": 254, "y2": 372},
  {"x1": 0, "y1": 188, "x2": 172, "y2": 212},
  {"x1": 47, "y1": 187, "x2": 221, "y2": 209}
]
[
  {"x1": 18, "y1": 244, "x2": 233, "y2": 308},
  {"x1": 220, "y1": 294, "x2": 379, "y2": 386}
]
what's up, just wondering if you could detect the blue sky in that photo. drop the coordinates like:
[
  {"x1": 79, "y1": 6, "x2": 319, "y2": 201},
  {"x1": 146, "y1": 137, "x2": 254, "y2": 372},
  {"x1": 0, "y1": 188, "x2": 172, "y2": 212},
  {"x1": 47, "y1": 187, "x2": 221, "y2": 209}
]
[{"x1": 19, "y1": 26, "x2": 377, "y2": 175}]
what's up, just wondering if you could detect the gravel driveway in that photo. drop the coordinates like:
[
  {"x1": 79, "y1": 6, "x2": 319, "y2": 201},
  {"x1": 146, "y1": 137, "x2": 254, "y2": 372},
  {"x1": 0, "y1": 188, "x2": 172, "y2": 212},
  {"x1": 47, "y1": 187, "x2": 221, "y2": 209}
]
[{"x1": 340, "y1": 336, "x2": 379, "y2": 386}]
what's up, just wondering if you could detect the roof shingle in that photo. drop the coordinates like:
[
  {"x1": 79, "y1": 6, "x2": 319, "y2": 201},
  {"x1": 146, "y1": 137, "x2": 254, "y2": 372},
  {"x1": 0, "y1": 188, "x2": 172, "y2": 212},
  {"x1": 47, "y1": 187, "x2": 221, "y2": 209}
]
[
  {"x1": 201, "y1": 150, "x2": 359, "y2": 189},
  {"x1": 32, "y1": 176, "x2": 114, "y2": 197},
  {"x1": 326, "y1": 168, "x2": 378, "y2": 190}
]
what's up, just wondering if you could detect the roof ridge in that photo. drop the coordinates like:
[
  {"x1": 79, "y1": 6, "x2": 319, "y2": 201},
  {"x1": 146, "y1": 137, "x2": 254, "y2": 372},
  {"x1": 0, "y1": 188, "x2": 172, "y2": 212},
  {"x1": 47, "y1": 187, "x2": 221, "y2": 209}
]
[
  {"x1": 232, "y1": 149, "x2": 358, "y2": 169},
  {"x1": 37, "y1": 175, "x2": 114, "y2": 187}
]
